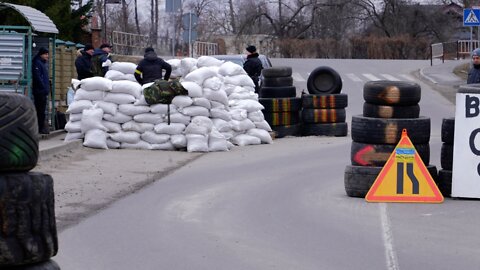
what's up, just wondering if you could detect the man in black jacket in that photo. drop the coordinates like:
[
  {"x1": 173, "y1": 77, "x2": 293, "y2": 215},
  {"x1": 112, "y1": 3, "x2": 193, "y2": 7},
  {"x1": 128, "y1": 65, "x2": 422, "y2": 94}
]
[
  {"x1": 134, "y1": 47, "x2": 172, "y2": 85},
  {"x1": 243, "y1": 45, "x2": 263, "y2": 93},
  {"x1": 75, "y1": 43, "x2": 94, "y2": 80},
  {"x1": 32, "y1": 47, "x2": 50, "y2": 134},
  {"x1": 468, "y1": 48, "x2": 480, "y2": 84}
]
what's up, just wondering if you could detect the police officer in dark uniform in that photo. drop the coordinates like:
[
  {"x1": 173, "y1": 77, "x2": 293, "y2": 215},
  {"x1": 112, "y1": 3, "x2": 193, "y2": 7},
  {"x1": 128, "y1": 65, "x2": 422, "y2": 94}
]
[
  {"x1": 134, "y1": 47, "x2": 172, "y2": 85},
  {"x1": 243, "y1": 45, "x2": 263, "y2": 93}
]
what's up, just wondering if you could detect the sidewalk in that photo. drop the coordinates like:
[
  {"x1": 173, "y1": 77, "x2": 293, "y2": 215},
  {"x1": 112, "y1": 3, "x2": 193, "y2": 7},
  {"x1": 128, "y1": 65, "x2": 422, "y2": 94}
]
[{"x1": 39, "y1": 130, "x2": 82, "y2": 161}]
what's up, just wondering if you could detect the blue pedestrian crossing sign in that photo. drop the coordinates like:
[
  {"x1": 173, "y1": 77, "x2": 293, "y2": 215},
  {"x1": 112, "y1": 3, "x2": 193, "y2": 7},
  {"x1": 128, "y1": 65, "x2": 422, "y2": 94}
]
[{"x1": 464, "y1": 9, "x2": 480, "y2": 26}]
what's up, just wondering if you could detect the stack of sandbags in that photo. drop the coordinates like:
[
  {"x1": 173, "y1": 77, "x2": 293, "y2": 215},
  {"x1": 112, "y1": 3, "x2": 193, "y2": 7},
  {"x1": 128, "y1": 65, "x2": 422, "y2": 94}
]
[
  {"x1": 104, "y1": 62, "x2": 138, "y2": 82},
  {"x1": 64, "y1": 56, "x2": 272, "y2": 152}
]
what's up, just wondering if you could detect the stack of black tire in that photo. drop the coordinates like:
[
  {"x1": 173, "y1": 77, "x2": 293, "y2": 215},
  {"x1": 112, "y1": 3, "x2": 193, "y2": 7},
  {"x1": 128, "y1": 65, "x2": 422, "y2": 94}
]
[
  {"x1": 344, "y1": 81, "x2": 437, "y2": 197},
  {"x1": 0, "y1": 93, "x2": 60, "y2": 269},
  {"x1": 437, "y1": 117, "x2": 454, "y2": 197},
  {"x1": 301, "y1": 66, "x2": 348, "y2": 136},
  {"x1": 259, "y1": 66, "x2": 302, "y2": 138}
]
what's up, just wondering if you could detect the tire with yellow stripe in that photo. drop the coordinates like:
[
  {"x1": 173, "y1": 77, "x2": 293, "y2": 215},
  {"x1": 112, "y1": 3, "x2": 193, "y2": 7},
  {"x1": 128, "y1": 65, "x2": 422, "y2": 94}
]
[
  {"x1": 263, "y1": 111, "x2": 301, "y2": 126},
  {"x1": 259, "y1": 97, "x2": 302, "y2": 112},
  {"x1": 301, "y1": 108, "x2": 346, "y2": 123},
  {"x1": 301, "y1": 93, "x2": 348, "y2": 109}
]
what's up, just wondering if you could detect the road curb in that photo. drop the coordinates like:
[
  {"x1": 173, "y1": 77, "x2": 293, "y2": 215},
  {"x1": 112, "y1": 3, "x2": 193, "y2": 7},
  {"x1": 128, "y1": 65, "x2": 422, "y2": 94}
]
[{"x1": 39, "y1": 139, "x2": 83, "y2": 162}]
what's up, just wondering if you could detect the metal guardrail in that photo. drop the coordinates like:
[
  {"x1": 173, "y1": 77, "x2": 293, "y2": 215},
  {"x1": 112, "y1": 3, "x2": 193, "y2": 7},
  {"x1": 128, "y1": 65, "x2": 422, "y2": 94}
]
[
  {"x1": 193, "y1": 41, "x2": 218, "y2": 57},
  {"x1": 457, "y1": 40, "x2": 479, "y2": 57}
]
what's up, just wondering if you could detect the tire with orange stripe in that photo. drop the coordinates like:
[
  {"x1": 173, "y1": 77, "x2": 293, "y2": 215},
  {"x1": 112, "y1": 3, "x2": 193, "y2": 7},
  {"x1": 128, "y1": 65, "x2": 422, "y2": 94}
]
[
  {"x1": 301, "y1": 108, "x2": 346, "y2": 123},
  {"x1": 259, "y1": 97, "x2": 302, "y2": 112},
  {"x1": 363, "y1": 80, "x2": 421, "y2": 106},
  {"x1": 263, "y1": 111, "x2": 301, "y2": 126},
  {"x1": 363, "y1": 103, "x2": 420, "y2": 118},
  {"x1": 302, "y1": 93, "x2": 348, "y2": 109}
]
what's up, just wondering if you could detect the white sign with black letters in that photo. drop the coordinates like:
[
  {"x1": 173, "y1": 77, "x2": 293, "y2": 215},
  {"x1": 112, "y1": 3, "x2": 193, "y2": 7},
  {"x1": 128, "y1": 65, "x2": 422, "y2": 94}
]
[{"x1": 452, "y1": 91, "x2": 480, "y2": 198}]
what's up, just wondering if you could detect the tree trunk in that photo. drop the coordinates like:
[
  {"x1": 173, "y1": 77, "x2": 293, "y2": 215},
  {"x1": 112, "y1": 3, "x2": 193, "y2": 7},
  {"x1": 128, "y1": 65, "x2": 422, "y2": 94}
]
[
  {"x1": 121, "y1": 0, "x2": 128, "y2": 32},
  {"x1": 134, "y1": 0, "x2": 140, "y2": 34},
  {"x1": 228, "y1": 0, "x2": 236, "y2": 33}
]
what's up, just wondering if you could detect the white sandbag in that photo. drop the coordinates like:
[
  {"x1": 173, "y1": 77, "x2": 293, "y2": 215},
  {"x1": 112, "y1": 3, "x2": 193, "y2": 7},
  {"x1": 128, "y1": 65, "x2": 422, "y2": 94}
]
[
  {"x1": 122, "y1": 121, "x2": 154, "y2": 133},
  {"x1": 204, "y1": 88, "x2": 228, "y2": 105},
  {"x1": 125, "y1": 74, "x2": 137, "y2": 82},
  {"x1": 192, "y1": 97, "x2": 211, "y2": 109},
  {"x1": 208, "y1": 128, "x2": 229, "y2": 152},
  {"x1": 66, "y1": 100, "x2": 93, "y2": 114},
  {"x1": 121, "y1": 140, "x2": 152, "y2": 150},
  {"x1": 105, "y1": 70, "x2": 126, "y2": 81},
  {"x1": 231, "y1": 134, "x2": 261, "y2": 146},
  {"x1": 248, "y1": 111, "x2": 265, "y2": 122},
  {"x1": 231, "y1": 85, "x2": 254, "y2": 94},
  {"x1": 183, "y1": 66, "x2": 217, "y2": 85},
  {"x1": 185, "y1": 116, "x2": 213, "y2": 135},
  {"x1": 230, "y1": 99, "x2": 265, "y2": 112},
  {"x1": 71, "y1": 78, "x2": 81, "y2": 90},
  {"x1": 133, "y1": 113, "x2": 164, "y2": 124},
  {"x1": 104, "y1": 92, "x2": 136, "y2": 104},
  {"x1": 219, "y1": 61, "x2": 246, "y2": 76},
  {"x1": 197, "y1": 56, "x2": 224, "y2": 67},
  {"x1": 134, "y1": 95, "x2": 148, "y2": 106},
  {"x1": 247, "y1": 128, "x2": 273, "y2": 144},
  {"x1": 167, "y1": 113, "x2": 191, "y2": 125},
  {"x1": 179, "y1": 106, "x2": 209, "y2": 117},
  {"x1": 170, "y1": 134, "x2": 187, "y2": 148},
  {"x1": 228, "y1": 92, "x2": 258, "y2": 100},
  {"x1": 221, "y1": 131, "x2": 235, "y2": 140},
  {"x1": 64, "y1": 131, "x2": 83, "y2": 142},
  {"x1": 154, "y1": 123, "x2": 186, "y2": 135},
  {"x1": 81, "y1": 107, "x2": 106, "y2": 133},
  {"x1": 212, "y1": 118, "x2": 232, "y2": 132},
  {"x1": 102, "y1": 120, "x2": 122, "y2": 133},
  {"x1": 83, "y1": 129, "x2": 108, "y2": 149},
  {"x1": 181, "y1": 81, "x2": 203, "y2": 98},
  {"x1": 222, "y1": 84, "x2": 237, "y2": 96},
  {"x1": 111, "y1": 80, "x2": 142, "y2": 98},
  {"x1": 186, "y1": 134, "x2": 209, "y2": 152},
  {"x1": 151, "y1": 141, "x2": 176, "y2": 150},
  {"x1": 141, "y1": 131, "x2": 170, "y2": 144},
  {"x1": 210, "y1": 101, "x2": 226, "y2": 109},
  {"x1": 94, "y1": 101, "x2": 118, "y2": 115},
  {"x1": 118, "y1": 104, "x2": 151, "y2": 116},
  {"x1": 226, "y1": 141, "x2": 235, "y2": 150},
  {"x1": 103, "y1": 112, "x2": 132, "y2": 124},
  {"x1": 172, "y1": 95, "x2": 193, "y2": 108},
  {"x1": 109, "y1": 131, "x2": 141, "y2": 144},
  {"x1": 64, "y1": 120, "x2": 81, "y2": 133},
  {"x1": 180, "y1": 58, "x2": 198, "y2": 74},
  {"x1": 166, "y1": 58, "x2": 181, "y2": 69},
  {"x1": 229, "y1": 108, "x2": 248, "y2": 121},
  {"x1": 254, "y1": 120, "x2": 272, "y2": 131},
  {"x1": 68, "y1": 113, "x2": 82, "y2": 122},
  {"x1": 74, "y1": 89, "x2": 104, "y2": 101},
  {"x1": 192, "y1": 116, "x2": 213, "y2": 130},
  {"x1": 110, "y1": 62, "x2": 137, "y2": 74},
  {"x1": 150, "y1": 103, "x2": 177, "y2": 114},
  {"x1": 210, "y1": 108, "x2": 231, "y2": 121},
  {"x1": 231, "y1": 118, "x2": 256, "y2": 132},
  {"x1": 81, "y1": 77, "x2": 113, "y2": 91},
  {"x1": 106, "y1": 138, "x2": 121, "y2": 149},
  {"x1": 224, "y1": 74, "x2": 255, "y2": 87},
  {"x1": 142, "y1": 82, "x2": 154, "y2": 89},
  {"x1": 203, "y1": 77, "x2": 222, "y2": 90}
]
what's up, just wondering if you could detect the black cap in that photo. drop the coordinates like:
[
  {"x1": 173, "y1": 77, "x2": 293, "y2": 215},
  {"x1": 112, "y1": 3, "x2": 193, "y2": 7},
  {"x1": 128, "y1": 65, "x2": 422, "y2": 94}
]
[
  {"x1": 38, "y1": 47, "x2": 49, "y2": 55},
  {"x1": 84, "y1": 43, "x2": 94, "y2": 51},
  {"x1": 100, "y1": 43, "x2": 112, "y2": 49},
  {"x1": 246, "y1": 45, "x2": 256, "y2": 53},
  {"x1": 145, "y1": 47, "x2": 155, "y2": 53}
]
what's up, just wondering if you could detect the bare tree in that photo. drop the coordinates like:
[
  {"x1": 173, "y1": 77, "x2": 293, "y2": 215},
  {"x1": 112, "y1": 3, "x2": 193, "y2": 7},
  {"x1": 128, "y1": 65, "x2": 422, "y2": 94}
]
[{"x1": 134, "y1": 0, "x2": 140, "y2": 34}]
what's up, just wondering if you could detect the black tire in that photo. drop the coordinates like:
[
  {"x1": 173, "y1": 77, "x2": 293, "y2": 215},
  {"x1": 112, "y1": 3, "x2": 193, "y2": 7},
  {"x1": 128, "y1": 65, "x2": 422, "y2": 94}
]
[
  {"x1": 440, "y1": 143, "x2": 453, "y2": 170},
  {"x1": 301, "y1": 108, "x2": 346, "y2": 123},
  {"x1": 351, "y1": 115, "x2": 431, "y2": 144},
  {"x1": 301, "y1": 93, "x2": 348, "y2": 109},
  {"x1": 262, "y1": 76, "x2": 293, "y2": 87},
  {"x1": 363, "y1": 103, "x2": 420, "y2": 119},
  {"x1": 436, "y1": 169, "x2": 452, "y2": 197},
  {"x1": 307, "y1": 66, "x2": 342, "y2": 94},
  {"x1": 260, "y1": 86, "x2": 296, "y2": 98},
  {"x1": 3, "y1": 259, "x2": 60, "y2": 270},
  {"x1": 351, "y1": 141, "x2": 430, "y2": 167},
  {"x1": 302, "y1": 122, "x2": 348, "y2": 137},
  {"x1": 0, "y1": 172, "x2": 58, "y2": 266},
  {"x1": 0, "y1": 93, "x2": 39, "y2": 172},
  {"x1": 441, "y1": 117, "x2": 455, "y2": 144},
  {"x1": 271, "y1": 124, "x2": 301, "y2": 138},
  {"x1": 344, "y1": 165, "x2": 438, "y2": 198},
  {"x1": 363, "y1": 80, "x2": 421, "y2": 106},
  {"x1": 259, "y1": 97, "x2": 302, "y2": 112},
  {"x1": 261, "y1": 66, "x2": 292, "y2": 78},
  {"x1": 263, "y1": 111, "x2": 301, "y2": 126}
]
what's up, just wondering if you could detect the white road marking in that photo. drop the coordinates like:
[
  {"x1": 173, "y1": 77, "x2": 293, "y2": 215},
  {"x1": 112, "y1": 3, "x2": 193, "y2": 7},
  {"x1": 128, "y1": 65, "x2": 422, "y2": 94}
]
[
  {"x1": 345, "y1": 73, "x2": 363, "y2": 82},
  {"x1": 381, "y1": 74, "x2": 400, "y2": 81},
  {"x1": 292, "y1": 72, "x2": 306, "y2": 82},
  {"x1": 399, "y1": 74, "x2": 416, "y2": 81},
  {"x1": 380, "y1": 203, "x2": 400, "y2": 270},
  {"x1": 363, "y1": 73, "x2": 381, "y2": 81}
]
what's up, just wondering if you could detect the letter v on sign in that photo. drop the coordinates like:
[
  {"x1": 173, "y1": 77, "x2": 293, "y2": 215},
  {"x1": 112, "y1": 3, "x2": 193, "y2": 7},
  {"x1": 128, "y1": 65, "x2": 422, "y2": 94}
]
[{"x1": 365, "y1": 129, "x2": 444, "y2": 203}]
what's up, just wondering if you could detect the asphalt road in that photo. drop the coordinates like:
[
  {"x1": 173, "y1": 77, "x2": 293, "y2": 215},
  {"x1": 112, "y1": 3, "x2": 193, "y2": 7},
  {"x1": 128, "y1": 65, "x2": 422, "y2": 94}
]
[{"x1": 52, "y1": 59, "x2": 480, "y2": 270}]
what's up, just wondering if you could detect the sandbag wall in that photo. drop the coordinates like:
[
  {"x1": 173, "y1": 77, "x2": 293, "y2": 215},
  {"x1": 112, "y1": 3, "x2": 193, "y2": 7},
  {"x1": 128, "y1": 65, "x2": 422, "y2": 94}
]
[
  {"x1": 344, "y1": 80, "x2": 437, "y2": 197},
  {"x1": 437, "y1": 117, "x2": 455, "y2": 197},
  {"x1": 0, "y1": 93, "x2": 60, "y2": 269},
  {"x1": 259, "y1": 67, "x2": 302, "y2": 137},
  {"x1": 64, "y1": 57, "x2": 274, "y2": 152}
]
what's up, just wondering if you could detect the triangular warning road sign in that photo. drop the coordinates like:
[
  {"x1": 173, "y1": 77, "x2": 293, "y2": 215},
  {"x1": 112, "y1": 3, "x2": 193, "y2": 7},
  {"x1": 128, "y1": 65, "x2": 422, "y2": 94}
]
[
  {"x1": 365, "y1": 129, "x2": 443, "y2": 203},
  {"x1": 466, "y1": 10, "x2": 480, "y2": 23}
]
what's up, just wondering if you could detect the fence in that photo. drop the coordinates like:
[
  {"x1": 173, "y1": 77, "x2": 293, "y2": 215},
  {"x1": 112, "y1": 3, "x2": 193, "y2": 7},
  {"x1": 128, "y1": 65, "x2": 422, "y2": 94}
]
[
  {"x1": 430, "y1": 40, "x2": 480, "y2": 66},
  {"x1": 193, "y1": 41, "x2": 218, "y2": 57}
]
